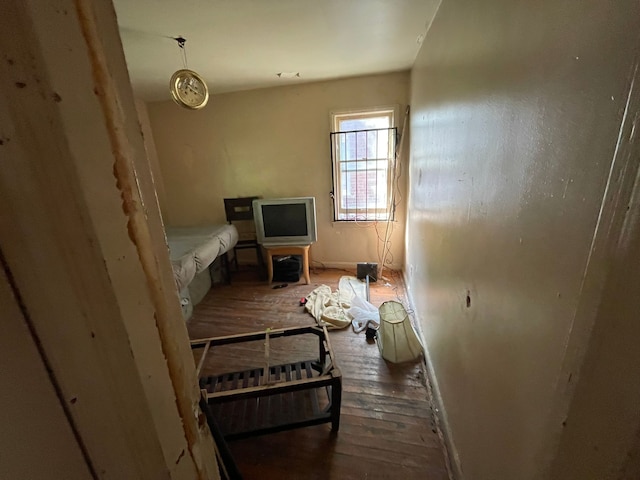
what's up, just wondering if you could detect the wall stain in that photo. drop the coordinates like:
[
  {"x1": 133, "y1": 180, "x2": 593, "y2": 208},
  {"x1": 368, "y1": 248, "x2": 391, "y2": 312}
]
[{"x1": 15, "y1": 81, "x2": 26, "y2": 88}]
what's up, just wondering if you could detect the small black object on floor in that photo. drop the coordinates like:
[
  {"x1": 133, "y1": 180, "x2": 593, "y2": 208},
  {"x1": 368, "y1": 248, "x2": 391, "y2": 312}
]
[
  {"x1": 273, "y1": 255, "x2": 302, "y2": 282},
  {"x1": 356, "y1": 262, "x2": 378, "y2": 282},
  {"x1": 365, "y1": 326, "x2": 377, "y2": 344}
]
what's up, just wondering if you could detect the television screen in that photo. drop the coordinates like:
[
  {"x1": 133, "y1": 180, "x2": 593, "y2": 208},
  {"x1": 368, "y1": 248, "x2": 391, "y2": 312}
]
[
  {"x1": 262, "y1": 203, "x2": 308, "y2": 238},
  {"x1": 253, "y1": 197, "x2": 317, "y2": 246}
]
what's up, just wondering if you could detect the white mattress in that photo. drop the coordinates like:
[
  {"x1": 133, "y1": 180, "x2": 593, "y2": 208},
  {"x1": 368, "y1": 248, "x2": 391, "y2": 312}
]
[{"x1": 166, "y1": 224, "x2": 238, "y2": 292}]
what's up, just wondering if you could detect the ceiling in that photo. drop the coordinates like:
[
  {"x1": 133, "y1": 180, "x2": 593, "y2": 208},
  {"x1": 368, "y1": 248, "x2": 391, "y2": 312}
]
[{"x1": 113, "y1": 0, "x2": 441, "y2": 102}]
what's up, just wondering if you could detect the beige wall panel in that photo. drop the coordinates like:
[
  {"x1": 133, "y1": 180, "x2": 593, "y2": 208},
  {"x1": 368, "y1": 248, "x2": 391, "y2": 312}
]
[
  {"x1": 0, "y1": 0, "x2": 217, "y2": 478},
  {"x1": 148, "y1": 72, "x2": 409, "y2": 269},
  {"x1": 549, "y1": 64, "x2": 640, "y2": 480},
  {"x1": 135, "y1": 98, "x2": 168, "y2": 219},
  {"x1": 82, "y1": 1, "x2": 216, "y2": 475},
  {"x1": 406, "y1": 0, "x2": 640, "y2": 478},
  {"x1": 0, "y1": 268, "x2": 91, "y2": 480}
]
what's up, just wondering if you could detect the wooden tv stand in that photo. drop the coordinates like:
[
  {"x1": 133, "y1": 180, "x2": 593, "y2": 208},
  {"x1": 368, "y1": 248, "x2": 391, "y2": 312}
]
[{"x1": 264, "y1": 244, "x2": 310, "y2": 284}]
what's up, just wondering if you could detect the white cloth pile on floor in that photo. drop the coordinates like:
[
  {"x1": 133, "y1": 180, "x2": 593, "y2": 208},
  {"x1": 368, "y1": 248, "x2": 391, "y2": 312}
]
[{"x1": 305, "y1": 276, "x2": 380, "y2": 330}]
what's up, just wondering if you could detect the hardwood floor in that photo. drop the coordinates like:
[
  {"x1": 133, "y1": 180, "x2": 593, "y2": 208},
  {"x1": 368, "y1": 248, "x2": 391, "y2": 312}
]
[{"x1": 188, "y1": 267, "x2": 450, "y2": 480}]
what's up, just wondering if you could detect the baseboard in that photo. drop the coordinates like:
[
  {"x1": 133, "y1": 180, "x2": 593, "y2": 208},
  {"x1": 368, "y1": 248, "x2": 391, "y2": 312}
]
[
  {"x1": 403, "y1": 271, "x2": 464, "y2": 480},
  {"x1": 310, "y1": 260, "x2": 402, "y2": 272}
]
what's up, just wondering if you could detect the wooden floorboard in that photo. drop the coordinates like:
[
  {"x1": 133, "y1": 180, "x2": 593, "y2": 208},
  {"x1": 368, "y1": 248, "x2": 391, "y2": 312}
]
[{"x1": 188, "y1": 267, "x2": 450, "y2": 480}]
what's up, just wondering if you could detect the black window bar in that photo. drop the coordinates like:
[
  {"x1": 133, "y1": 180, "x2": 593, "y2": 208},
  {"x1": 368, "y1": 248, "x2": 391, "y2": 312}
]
[{"x1": 330, "y1": 127, "x2": 397, "y2": 222}]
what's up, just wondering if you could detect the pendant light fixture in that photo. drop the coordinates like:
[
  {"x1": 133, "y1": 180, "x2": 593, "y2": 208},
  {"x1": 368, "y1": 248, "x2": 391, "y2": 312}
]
[{"x1": 169, "y1": 36, "x2": 209, "y2": 110}]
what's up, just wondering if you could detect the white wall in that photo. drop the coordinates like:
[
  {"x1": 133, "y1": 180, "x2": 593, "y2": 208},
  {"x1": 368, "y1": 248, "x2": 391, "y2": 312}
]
[
  {"x1": 406, "y1": 0, "x2": 640, "y2": 478},
  {"x1": 148, "y1": 72, "x2": 409, "y2": 270}
]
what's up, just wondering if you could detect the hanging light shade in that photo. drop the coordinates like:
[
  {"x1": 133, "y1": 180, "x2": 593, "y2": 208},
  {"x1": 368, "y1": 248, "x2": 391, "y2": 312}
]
[
  {"x1": 168, "y1": 36, "x2": 209, "y2": 110},
  {"x1": 377, "y1": 301, "x2": 423, "y2": 363}
]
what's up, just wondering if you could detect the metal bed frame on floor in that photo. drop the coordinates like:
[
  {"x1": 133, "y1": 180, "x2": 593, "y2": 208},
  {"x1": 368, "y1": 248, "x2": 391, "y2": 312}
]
[{"x1": 191, "y1": 324, "x2": 342, "y2": 441}]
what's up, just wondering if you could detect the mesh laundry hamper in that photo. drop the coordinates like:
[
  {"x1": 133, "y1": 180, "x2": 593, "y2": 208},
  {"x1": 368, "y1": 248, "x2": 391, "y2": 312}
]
[{"x1": 377, "y1": 301, "x2": 423, "y2": 363}]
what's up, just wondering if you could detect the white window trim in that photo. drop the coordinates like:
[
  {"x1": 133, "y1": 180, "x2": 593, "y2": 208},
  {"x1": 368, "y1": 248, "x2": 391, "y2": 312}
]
[{"x1": 329, "y1": 105, "x2": 399, "y2": 131}]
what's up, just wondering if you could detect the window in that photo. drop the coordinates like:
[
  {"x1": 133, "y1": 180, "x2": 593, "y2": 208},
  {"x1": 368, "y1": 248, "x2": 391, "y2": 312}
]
[{"x1": 330, "y1": 108, "x2": 397, "y2": 221}]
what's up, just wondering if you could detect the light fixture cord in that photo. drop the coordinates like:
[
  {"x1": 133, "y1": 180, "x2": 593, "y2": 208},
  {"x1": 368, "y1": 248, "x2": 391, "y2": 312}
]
[
  {"x1": 181, "y1": 44, "x2": 188, "y2": 69},
  {"x1": 176, "y1": 36, "x2": 188, "y2": 69}
]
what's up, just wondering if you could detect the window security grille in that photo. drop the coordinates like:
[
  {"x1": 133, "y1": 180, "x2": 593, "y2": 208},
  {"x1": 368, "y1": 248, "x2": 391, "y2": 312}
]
[{"x1": 330, "y1": 127, "x2": 397, "y2": 221}]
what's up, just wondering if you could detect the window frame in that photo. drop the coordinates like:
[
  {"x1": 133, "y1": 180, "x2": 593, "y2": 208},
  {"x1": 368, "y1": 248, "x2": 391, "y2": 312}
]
[{"x1": 330, "y1": 106, "x2": 398, "y2": 222}]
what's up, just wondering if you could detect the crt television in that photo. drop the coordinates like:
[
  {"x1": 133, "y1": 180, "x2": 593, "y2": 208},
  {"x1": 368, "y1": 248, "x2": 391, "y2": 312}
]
[{"x1": 253, "y1": 197, "x2": 317, "y2": 246}]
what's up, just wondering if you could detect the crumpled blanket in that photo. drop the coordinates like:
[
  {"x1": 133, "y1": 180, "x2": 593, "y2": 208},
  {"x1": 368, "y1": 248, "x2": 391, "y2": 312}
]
[{"x1": 305, "y1": 276, "x2": 366, "y2": 329}]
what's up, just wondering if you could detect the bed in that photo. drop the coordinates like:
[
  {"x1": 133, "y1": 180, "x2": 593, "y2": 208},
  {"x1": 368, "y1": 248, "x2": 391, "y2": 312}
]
[{"x1": 166, "y1": 224, "x2": 238, "y2": 319}]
